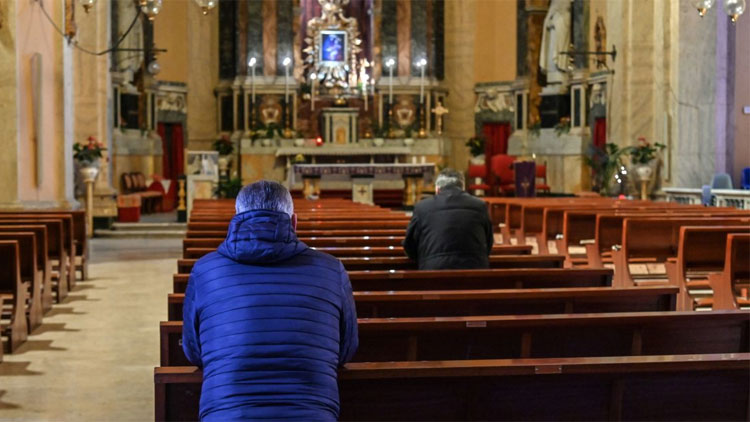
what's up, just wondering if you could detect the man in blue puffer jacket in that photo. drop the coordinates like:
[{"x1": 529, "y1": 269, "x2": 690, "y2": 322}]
[{"x1": 182, "y1": 180, "x2": 359, "y2": 421}]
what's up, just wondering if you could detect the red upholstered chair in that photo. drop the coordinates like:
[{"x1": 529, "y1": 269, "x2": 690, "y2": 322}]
[
  {"x1": 536, "y1": 162, "x2": 551, "y2": 194},
  {"x1": 467, "y1": 163, "x2": 491, "y2": 196},
  {"x1": 490, "y1": 154, "x2": 516, "y2": 196}
]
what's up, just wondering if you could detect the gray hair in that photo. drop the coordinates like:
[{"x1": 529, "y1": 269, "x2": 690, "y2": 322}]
[
  {"x1": 235, "y1": 180, "x2": 294, "y2": 216},
  {"x1": 435, "y1": 168, "x2": 465, "y2": 191}
]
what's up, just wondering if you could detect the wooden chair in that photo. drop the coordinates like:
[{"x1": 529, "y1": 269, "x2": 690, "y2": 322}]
[
  {"x1": 467, "y1": 163, "x2": 490, "y2": 196},
  {"x1": 490, "y1": 154, "x2": 516, "y2": 196},
  {"x1": 535, "y1": 162, "x2": 551, "y2": 193}
]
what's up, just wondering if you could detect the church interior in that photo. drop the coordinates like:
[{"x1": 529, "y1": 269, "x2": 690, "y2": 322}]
[{"x1": 0, "y1": 0, "x2": 749, "y2": 419}]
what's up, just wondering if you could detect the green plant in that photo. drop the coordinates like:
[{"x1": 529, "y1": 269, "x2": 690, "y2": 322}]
[
  {"x1": 465, "y1": 136, "x2": 485, "y2": 157},
  {"x1": 528, "y1": 119, "x2": 541, "y2": 138},
  {"x1": 630, "y1": 137, "x2": 665, "y2": 165},
  {"x1": 554, "y1": 117, "x2": 571, "y2": 137},
  {"x1": 582, "y1": 142, "x2": 632, "y2": 196},
  {"x1": 212, "y1": 135, "x2": 234, "y2": 155},
  {"x1": 215, "y1": 177, "x2": 243, "y2": 199},
  {"x1": 255, "y1": 122, "x2": 283, "y2": 139},
  {"x1": 73, "y1": 136, "x2": 107, "y2": 164}
]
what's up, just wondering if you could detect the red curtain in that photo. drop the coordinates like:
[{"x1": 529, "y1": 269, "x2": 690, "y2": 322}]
[
  {"x1": 593, "y1": 118, "x2": 607, "y2": 148},
  {"x1": 157, "y1": 123, "x2": 185, "y2": 211},
  {"x1": 482, "y1": 122, "x2": 512, "y2": 189},
  {"x1": 172, "y1": 124, "x2": 185, "y2": 178}
]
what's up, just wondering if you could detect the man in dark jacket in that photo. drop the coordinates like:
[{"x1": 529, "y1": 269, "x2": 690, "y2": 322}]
[
  {"x1": 182, "y1": 180, "x2": 359, "y2": 421},
  {"x1": 403, "y1": 168, "x2": 494, "y2": 270}
]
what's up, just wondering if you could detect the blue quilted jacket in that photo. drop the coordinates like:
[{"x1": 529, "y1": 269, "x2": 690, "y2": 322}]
[{"x1": 182, "y1": 209, "x2": 359, "y2": 421}]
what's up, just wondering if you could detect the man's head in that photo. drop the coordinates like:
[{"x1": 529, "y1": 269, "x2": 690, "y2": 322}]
[
  {"x1": 235, "y1": 180, "x2": 295, "y2": 219},
  {"x1": 435, "y1": 168, "x2": 465, "y2": 194}
]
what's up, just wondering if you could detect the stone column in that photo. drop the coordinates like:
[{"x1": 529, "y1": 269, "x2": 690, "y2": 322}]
[
  {"x1": 187, "y1": 4, "x2": 219, "y2": 150},
  {"x1": 0, "y1": 0, "x2": 20, "y2": 208},
  {"x1": 74, "y1": 0, "x2": 115, "y2": 217},
  {"x1": 443, "y1": 0, "x2": 475, "y2": 171}
]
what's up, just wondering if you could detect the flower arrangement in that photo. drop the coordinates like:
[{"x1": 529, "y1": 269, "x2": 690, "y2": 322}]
[
  {"x1": 215, "y1": 177, "x2": 243, "y2": 199},
  {"x1": 554, "y1": 117, "x2": 571, "y2": 137},
  {"x1": 583, "y1": 142, "x2": 631, "y2": 196},
  {"x1": 629, "y1": 136, "x2": 665, "y2": 165},
  {"x1": 465, "y1": 136, "x2": 485, "y2": 157},
  {"x1": 212, "y1": 134, "x2": 234, "y2": 156},
  {"x1": 73, "y1": 136, "x2": 107, "y2": 164}
]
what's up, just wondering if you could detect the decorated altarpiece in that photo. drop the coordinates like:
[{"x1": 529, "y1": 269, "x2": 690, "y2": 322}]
[{"x1": 213, "y1": 0, "x2": 448, "y2": 197}]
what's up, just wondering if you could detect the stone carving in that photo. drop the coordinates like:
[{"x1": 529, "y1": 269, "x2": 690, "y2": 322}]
[
  {"x1": 392, "y1": 96, "x2": 416, "y2": 129},
  {"x1": 539, "y1": 0, "x2": 572, "y2": 83},
  {"x1": 156, "y1": 92, "x2": 187, "y2": 114},
  {"x1": 259, "y1": 96, "x2": 283, "y2": 125},
  {"x1": 475, "y1": 88, "x2": 514, "y2": 114},
  {"x1": 589, "y1": 83, "x2": 606, "y2": 107}
]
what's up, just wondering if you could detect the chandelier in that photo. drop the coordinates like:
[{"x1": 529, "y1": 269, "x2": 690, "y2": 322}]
[{"x1": 693, "y1": 0, "x2": 746, "y2": 23}]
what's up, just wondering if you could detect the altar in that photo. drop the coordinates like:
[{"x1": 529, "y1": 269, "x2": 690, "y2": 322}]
[{"x1": 291, "y1": 163, "x2": 436, "y2": 206}]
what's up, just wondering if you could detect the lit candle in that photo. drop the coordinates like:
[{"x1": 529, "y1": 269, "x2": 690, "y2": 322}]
[
  {"x1": 362, "y1": 72, "x2": 369, "y2": 112},
  {"x1": 385, "y1": 58, "x2": 395, "y2": 104},
  {"x1": 417, "y1": 58, "x2": 427, "y2": 104},
  {"x1": 248, "y1": 57, "x2": 256, "y2": 104},
  {"x1": 283, "y1": 57, "x2": 291, "y2": 103}
]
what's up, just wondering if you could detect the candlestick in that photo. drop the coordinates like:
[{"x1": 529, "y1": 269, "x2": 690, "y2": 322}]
[
  {"x1": 362, "y1": 72, "x2": 369, "y2": 112},
  {"x1": 248, "y1": 57, "x2": 256, "y2": 104},
  {"x1": 417, "y1": 58, "x2": 427, "y2": 104},
  {"x1": 283, "y1": 57, "x2": 291, "y2": 103},
  {"x1": 310, "y1": 73, "x2": 317, "y2": 111},
  {"x1": 385, "y1": 58, "x2": 395, "y2": 104}
]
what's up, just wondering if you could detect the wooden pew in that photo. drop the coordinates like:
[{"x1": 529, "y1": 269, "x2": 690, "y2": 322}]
[
  {"x1": 612, "y1": 217, "x2": 750, "y2": 287},
  {"x1": 0, "y1": 225, "x2": 52, "y2": 312},
  {"x1": 187, "y1": 219, "x2": 410, "y2": 233},
  {"x1": 0, "y1": 240, "x2": 28, "y2": 352},
  {"x1": 181, "y1": 244, "x2": 534, "y2": 261},
  {"x1": 154, "y1": 353, "x2": 750, "y2": 421},
  {"x1": 0, "y1": 214, "x2": 75, "y2": 291},
  {"x1": 0, "y1": 295, "x2": 4, "y2": 361},
  {"x1": 0, "y1": 219, "x2": 67, "y2": 301},
  {"x1": 0, "y1": 232, "x2": 42, "y2": 330},
  {"x1": 172, "y1": 255, "x2": 564, "y2": 290},
  {"x1": 338, "y1": 255, "x2": 565, "y2": 271},
  {"x1": 586, "y1": 212, "x2": 750, "y2": 270},
  {"x1": 704, "y1": 234, "x2": 750, "y2": 310},
  {"x1": 347, "y1": 268, "x2": 612, "y2": 291},
  {"x1": 158, "y1": 310, "x2": 750, "y2": 366},
  {"x1": 664, "y1": 226, "x2": 750, "y2": 310},
  {"x1": 166, "y1": 285, "x2": 677, "y2": 321}
]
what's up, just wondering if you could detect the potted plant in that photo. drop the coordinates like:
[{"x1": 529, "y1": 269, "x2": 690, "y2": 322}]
[
  {"x1": 73, "y1": 136, "x2": 107, "y2": 183},
  {"x1": 554, "y1": 117, "x2": 571, "y2": 137},
  {"x1": 215, "y1": 177, "x2": 243, "y2": 199},
  {"x1": 582, "y1": 142, "x2": 632, "y2": 196},
  {"x1": 465, "y1": 136, "x2": 486, "y2": 165},
  {"x1": 629, "y1": 136, "x2": 665, "y2": 183}
]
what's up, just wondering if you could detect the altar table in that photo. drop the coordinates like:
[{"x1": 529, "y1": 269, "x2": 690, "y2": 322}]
[{"x1": 291, "y1": 163, "x2": 435, "y2": 206}]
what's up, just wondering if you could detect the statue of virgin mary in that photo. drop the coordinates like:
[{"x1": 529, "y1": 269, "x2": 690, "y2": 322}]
[{"x1": 539, "y1": 0, "x2": 572, "y2": 83}]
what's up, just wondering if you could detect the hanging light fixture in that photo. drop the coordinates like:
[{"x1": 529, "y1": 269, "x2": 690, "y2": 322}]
[
  {"x1": 141, "y1": 0, "x2": 163, "y2": 20},
  {"x1": 692, "y1": 0, "x2": 716, "y2": 17},
  {"x1": 194, "y1": 0, "x2": 217, "y2": 15},
  {"x1": 81, "y1": 0, "x2": 96, "y2": 14},
  {"x1": 724, "y1": 0, "x2": 746, "y2": 23}
]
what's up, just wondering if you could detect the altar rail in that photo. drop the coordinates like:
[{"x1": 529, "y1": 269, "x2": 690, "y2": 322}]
[{"x1": 663, "y1": 188, "x2": 750, "y2": 210}]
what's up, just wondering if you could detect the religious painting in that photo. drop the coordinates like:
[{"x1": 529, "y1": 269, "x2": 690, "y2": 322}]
[
  {"x1": 258, "y1": 96, "x2": 283, "y2": 126},
  {"x1": 320, "y1": 30, "x2": 347, "y2": 64},
  {"x1": 392, "y1": 96, "x2": 416, "y2": 130}
]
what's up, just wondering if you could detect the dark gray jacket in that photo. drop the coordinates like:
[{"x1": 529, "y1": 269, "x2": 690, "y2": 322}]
[{"x1": 403, "y1": 186, "x2": 494, "y2": 270}]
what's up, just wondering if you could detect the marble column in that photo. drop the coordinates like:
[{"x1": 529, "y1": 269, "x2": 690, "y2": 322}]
[
  {"x1": 0, "y1": 0, "x2": 20, "y2": 208},
  {"x1": 443, "y1": 0, "x2": 475, "y2": 171},
  {"x1": 187, "y1": 3, "x2": 220, "y2": 149}
]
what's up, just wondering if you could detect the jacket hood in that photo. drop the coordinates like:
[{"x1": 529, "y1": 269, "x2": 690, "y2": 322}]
[{"x1": 217, "y1": 210, "x2": 308, "y2": 265}]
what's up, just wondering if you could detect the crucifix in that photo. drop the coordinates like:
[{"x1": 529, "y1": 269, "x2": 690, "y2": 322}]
[{"x1": 431, "y1": 100, "x2": 449, "y2": 135}]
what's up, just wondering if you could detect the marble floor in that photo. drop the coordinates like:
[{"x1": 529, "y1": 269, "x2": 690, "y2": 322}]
[{"x1": 0, "y1": 238, "x2": 180, "y2": 421}]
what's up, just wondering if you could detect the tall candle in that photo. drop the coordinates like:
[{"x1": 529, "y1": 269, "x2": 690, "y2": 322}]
[
  {"x1": 311, "y1": 73, "x2": 317, "y2": 111},
  {"x1": 248, "y1": 57, "x2": 256, "y2": 104},
  {"x1": 283, "y1": 57, "x2": 291, "y2": 103},
  {"x1": 385, "y1": 58, "x2": 395, "y2": 104}
]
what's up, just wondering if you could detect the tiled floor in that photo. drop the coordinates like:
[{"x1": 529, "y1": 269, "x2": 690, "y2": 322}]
[{"x1": 0, "y1": 238, "x2": 180, "y2": 421}]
